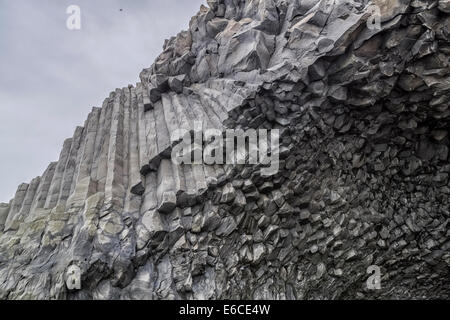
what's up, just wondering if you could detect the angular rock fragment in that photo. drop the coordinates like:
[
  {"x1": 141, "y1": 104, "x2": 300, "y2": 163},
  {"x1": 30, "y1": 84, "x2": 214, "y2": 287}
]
[{"x1": 439, "y1": 0, "x2": 450, "y2": 13}]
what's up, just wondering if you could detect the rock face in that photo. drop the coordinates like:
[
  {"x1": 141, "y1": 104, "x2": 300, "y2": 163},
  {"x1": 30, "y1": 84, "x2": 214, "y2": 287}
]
[{"x1": 1, "y1": 0, "x2": 450, "y2": 299}]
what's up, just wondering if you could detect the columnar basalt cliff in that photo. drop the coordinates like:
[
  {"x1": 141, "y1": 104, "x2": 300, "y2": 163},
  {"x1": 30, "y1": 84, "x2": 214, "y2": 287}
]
[{"x1": 1, "y1": 0, "x2": 449, "y2": 299}]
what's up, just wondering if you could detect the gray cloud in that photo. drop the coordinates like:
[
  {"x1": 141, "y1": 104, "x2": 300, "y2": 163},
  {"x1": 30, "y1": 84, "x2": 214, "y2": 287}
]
[{"x1": 0, "y1": 0, "x2": 205, "y2": 202}]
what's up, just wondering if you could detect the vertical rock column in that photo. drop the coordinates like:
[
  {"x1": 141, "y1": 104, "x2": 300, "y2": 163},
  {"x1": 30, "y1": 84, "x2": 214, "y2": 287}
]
[
  {"x1": 140, "y1": 172, "x2": 158, "y2": 215},
  {"x1": 95, "y1": 97, "x2": 114, "y2": 195},
  {"x1": 58, "y1": 127, "x2": 84, "y2": 205},
  {"x1": 135, "y1": 84, "x2": 152, "y2": 174},
  {"x1": 30, "y1": 162, "x2": 57, "y2": 212},
  {"x1": 14, "y1": 176, "x2": 41, "y2": 223},
  {"x1": 44, "y1": 138, "x2": 73, "y2": 209},
  {"x1": 69, "y1": 108, "x2": 101, "y2": 206},
  {"x1": 0, "y1": 202, "x2": 11, "y2": 231},
  {"x1": 122, "y1": 88, "x2": 131, "y2": 202},
  {"x1": 68, "y1": 122, "x2": 89, "y2": 204},
  {"x1": 124, "y1": 86, "x2": 142, "y2": 213},
  {"x1": 89, "y1": 98, "x2": 109, "y2": 195},
  {"x1": 156, "y1": 159, "x2": 177, "y2": 213},
  {"x1": 104, "y1": 89, "x2": 126, "y2": 210},
  {"x1": 4, "y1": 183, "x2": 29, "y2": 231}
]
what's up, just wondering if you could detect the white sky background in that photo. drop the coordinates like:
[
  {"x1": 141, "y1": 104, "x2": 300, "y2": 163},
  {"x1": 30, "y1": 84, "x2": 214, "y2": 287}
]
[{"x1": 0, "y1": 0, "x2": 205, "y2": 202}]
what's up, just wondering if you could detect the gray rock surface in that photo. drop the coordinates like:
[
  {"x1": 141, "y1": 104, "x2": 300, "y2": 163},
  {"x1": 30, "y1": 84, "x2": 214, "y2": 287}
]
[{"x1": 1, "y1": 0, "x2": 449, "y2": 299}]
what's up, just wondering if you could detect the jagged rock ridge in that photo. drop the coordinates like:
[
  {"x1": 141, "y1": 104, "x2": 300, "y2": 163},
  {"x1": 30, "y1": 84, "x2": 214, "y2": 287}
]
[{"x1": 0, "y1": 0, "x2": 449, "y2": 299}]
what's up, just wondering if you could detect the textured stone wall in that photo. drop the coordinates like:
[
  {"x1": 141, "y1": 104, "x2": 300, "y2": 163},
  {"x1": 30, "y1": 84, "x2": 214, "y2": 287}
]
[{"x1": 0, "y1": 0, "x2": 449, "y2": 299}]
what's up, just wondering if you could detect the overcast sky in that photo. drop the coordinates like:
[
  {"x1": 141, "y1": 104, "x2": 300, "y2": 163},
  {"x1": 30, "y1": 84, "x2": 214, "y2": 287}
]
[{"x1": 0, "y1": 0, "x2": 205, "y2": 203}]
